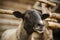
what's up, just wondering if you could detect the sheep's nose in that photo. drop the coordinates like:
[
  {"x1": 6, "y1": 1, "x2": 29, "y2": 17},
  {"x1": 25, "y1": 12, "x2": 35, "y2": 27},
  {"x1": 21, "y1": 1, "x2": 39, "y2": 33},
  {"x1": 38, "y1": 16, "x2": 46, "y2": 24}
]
[{"x1": 39, "y1": 20, "x2": 44, "y2": 25}]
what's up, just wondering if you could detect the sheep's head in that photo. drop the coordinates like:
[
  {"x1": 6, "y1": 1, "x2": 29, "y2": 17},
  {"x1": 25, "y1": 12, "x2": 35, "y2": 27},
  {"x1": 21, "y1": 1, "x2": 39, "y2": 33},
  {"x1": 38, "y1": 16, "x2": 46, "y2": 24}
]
[{"x1": 13, "y1": 9, "x2": 49, "y2": 34}]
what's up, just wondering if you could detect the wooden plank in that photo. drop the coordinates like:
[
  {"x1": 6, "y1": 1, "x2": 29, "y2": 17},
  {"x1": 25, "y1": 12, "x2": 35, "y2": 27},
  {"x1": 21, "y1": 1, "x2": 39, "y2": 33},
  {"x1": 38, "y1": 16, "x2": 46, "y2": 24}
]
[
  {"x1": 45, "y1": 18, "x2": 57, "y2": 22},
  {"x1": 50, "y1": 13, "x2": 60, "y2": 19},
  {"x1": 1, "y1": 0, "x2": 36, "y2": 5},
  {"x1": 0, "y1": 1, "x2": 32, "y2": 12},
  {"x1": 0, "y1": 9, "x2": 13, "y2": 15},
  {"x1": 33, "y1": 2, "x2": 42, "y2": 10},
  {"x1": 0, "y1": 25, "x2": 17, "y2": 31},
  {"x1": 0, "y1": 14, "x2": 21, "y2": 20},
  {"x1": 48, "y1": 22, "x2": 60, "y2": 29},
  {"x1": 0, "y1": 18, "x2": 20, "y2": 25},
  {"x1": 39, "y1": 0, "x2": 56, "y2": 7}
]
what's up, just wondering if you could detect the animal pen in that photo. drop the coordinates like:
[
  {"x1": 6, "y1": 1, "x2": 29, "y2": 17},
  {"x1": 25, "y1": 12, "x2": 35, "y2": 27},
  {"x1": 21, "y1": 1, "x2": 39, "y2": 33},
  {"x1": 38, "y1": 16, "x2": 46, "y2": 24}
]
[{"x1": 0, "y1": 0, "x2": 60, "y2": 40}]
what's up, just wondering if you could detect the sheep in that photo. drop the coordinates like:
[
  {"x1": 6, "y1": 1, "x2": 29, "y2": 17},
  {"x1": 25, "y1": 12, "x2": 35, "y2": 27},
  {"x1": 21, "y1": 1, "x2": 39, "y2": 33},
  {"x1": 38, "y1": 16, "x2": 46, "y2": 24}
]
[{"x1": 1, "y1": 9, "x2": 49, "y2": 40}]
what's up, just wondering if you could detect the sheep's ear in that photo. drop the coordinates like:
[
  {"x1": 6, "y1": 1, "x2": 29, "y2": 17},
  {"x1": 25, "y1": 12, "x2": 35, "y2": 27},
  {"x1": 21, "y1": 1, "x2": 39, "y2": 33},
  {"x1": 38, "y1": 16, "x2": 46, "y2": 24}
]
[
  {"x1": 13, "y1": 11, "x2": 25, "y2": 18},
  {"x1": 41, "y1": 14, "x2": 49, "y2": 20}
]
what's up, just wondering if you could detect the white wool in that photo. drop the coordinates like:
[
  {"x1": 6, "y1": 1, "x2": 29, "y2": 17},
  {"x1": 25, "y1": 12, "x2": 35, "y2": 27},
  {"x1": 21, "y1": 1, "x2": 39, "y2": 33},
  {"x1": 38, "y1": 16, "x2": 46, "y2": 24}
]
[{"x1": 1, "y1": 29, "x2": 17, "y2": 40}]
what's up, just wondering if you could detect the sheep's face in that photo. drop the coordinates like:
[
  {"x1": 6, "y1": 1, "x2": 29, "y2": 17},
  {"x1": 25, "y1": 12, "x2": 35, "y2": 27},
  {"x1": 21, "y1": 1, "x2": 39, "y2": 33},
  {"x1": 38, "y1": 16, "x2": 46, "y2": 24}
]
[{"x1": 13, "y1": 9, "x2": 49, "y2": 34}]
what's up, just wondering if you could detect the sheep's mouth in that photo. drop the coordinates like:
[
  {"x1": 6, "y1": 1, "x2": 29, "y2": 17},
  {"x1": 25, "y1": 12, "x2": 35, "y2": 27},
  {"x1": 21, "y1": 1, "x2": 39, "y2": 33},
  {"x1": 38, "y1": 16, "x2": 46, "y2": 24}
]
[{"x1": 33, "y1": 26, "x2": 44, "y2": 33}]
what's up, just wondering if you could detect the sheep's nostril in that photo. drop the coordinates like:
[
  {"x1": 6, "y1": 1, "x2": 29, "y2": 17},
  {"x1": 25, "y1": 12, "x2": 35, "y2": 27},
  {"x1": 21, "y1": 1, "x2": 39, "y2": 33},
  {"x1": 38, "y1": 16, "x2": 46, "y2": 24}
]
[
  {"x1": 37, "y1": 24, "x2": 41, "y2": 26},
  {"x1": 37, "y1": 24, "x2": 44, "y2": 26}
]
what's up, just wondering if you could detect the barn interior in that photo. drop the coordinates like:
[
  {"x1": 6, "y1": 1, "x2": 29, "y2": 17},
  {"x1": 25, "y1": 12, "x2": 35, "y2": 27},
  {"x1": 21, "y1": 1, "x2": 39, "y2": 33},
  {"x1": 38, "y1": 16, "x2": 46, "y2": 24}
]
[{"x1": 0, "y1": 0, "x2": 60, "y2": 40}]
